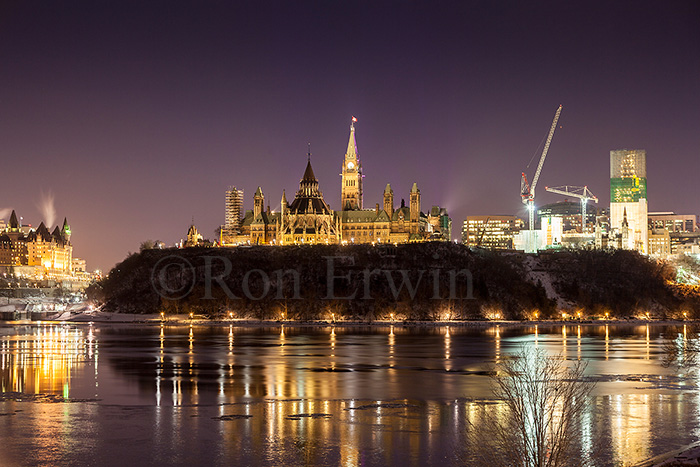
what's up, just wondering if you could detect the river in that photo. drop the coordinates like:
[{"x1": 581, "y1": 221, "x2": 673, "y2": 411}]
[{"x1": 0, "y1": 322, "x2": 697, "y2": 466}]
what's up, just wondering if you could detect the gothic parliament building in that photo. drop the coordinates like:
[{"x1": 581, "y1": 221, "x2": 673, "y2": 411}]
[{"x1": 220, "y1": 119, "x2": 452, "y2": 246}]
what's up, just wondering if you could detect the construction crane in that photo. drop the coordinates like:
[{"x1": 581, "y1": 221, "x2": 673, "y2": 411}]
[
  {"x1": 544, "y1": 185, "x2": 598, "y2": 232},
  {"x1": 520, "y1": 105, "x2": 563, "y2": 231}
]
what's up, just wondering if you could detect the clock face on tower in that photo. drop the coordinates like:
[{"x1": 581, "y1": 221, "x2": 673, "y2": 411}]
[{"x1": 347, "y1": 162, "x2": 354, "y2": 170}]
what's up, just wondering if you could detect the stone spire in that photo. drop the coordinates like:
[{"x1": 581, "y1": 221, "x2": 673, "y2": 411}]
[
  {"x1": 9, "y1": 210, "x2": 19, "y2": 230},
  {"x1": 62, "y1": 217, "x2": 71, "y2": 242},
  {"x1": 346, "y1": 117, "x2": 358, "y2": 158},
  {"x1": 300, "y1": 158, "x2": 320, "y2": 197},
  {"x1": 302, "y1": 159, "x2": 317, "y2": 182}
]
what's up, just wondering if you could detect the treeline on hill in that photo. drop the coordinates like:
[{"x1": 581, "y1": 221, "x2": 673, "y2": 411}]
[
  {"x1": 547, "y1": 249, "x2": 700, "y2": 317},
  {"x1": 87, "y1": 243, "x2": 553, "y2": 320},
  {"x1": 86, "y1": 244, "x2": 700, "y2": 320}
]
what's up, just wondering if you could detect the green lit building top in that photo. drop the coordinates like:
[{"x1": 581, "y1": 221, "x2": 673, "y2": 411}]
[{"x1": 610, "y1": 149, "x2": 647, "y2": 202}]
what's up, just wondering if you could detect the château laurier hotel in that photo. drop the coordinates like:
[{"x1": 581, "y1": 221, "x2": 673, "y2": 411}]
[{"x1": 218, "y1": 118, "x2": 452, "y2": 246}]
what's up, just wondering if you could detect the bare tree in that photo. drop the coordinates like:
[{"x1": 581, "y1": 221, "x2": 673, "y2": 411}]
[{"x1": 466, "y1": 347, "x2": 596, "y2": 467}]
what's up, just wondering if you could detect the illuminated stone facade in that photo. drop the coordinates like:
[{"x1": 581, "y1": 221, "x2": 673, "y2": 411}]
[
  {"x1": 184, "y1": 223, "x2": 204, "y2": 247},
  {"x1": 221, "y1": 120, "x2": 451, "y2": 245},
  {"x1": 0, "y1": 211, "x2": 73, "y2": 272}
]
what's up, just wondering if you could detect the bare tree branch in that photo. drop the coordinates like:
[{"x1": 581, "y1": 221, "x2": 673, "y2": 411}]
[{"x1": 466, "y1": 347, "x2": 596, "y2": 467}]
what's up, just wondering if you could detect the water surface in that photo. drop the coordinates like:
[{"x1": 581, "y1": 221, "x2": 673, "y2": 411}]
[{"x1": 0, "y1": 322, "x2": 698, "y2": 466}]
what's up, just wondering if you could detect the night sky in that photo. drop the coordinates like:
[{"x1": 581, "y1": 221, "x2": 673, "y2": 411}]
[{"x1": 1, "y1": 1, "x2": 698, "y2": 271}]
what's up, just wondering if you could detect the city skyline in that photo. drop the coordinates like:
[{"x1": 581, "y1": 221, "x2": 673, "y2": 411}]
[{"x1": 1, "y1": 1, "x2": 698, "y2": 270}]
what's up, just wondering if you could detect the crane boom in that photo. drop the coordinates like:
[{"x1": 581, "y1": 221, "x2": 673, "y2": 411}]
[
  {"x1": 544, "y1": 185, "x2": 598, "y2": 232},
  {"x1": 530, "y1": 104, "x2": 562, "y2": 197},
  {"x1": 544, "y1": 185, "x2": 598, "y2": 202},
  {"x1": 520, "y1": 105, "x2": 563, "y2": 232}
]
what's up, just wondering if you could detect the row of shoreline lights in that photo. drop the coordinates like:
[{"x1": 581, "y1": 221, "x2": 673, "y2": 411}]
[{"x1": 159, "y1": 310, "x2": 692, "y2": 322}]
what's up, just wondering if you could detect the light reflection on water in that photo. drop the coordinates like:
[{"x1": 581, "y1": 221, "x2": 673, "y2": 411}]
[{"x1": 0, "y1": 323, "x2": 698, "y2": 466}]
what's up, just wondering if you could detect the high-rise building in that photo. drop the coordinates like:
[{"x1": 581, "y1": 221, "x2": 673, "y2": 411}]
[
  {"x1": 224, "y1": 186, "x2": 244, "y2": 232},
  {"x1": 610, "y1": 149, "x2": 648, "y2": 253}
]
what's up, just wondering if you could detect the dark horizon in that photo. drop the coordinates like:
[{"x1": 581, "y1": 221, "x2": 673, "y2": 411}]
[{"x1": 1, "y1": 1, "x2": 698, "y2": 271}]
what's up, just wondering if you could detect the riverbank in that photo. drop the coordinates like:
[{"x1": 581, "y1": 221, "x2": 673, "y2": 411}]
[{"x1": 6, "y1": 310, "x2": 699, "y2": 328}]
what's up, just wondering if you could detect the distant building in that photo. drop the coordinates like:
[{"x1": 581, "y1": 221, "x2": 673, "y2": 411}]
[
  {"x1": 609, "y1": 149, "x2": 648, "y2": 253},
  {"x1": 648, "y1": 229, "x2": 671, "y2": 257},
  {"x1": 221, "y1": 119, "x2": 451, "y2": 245},
  {"x1": 0, "y1": 211, "x2": 73, "y2": 273},
  {"x1": 221, "y1": 186, "x2": 244, "y2": 240},
  {"x1": 648, "y1": 212, "x2": 698, "y2": 233},
  {"x1": 537, "y1": 201, "x2": 602, "y2": 232},
  {"x1": 0, "y1": 211, "x2": 27, "y2": 266},
  {"x1": 670, "y1": 232, "x2": 700, "y2": 255},
  {"x1": 462, "y1": 215, "x2": 523, "y2": 249},
  {"x1": 428, "y1": 206, "x2": 452, "y2": 241},
  {"x1": 595, "y1": 210, "x2": 630, "y2": 250},
  {"x1": 72, "y1": 258, "x2": 87, "y2": 273},
  {"x1": 26, "y1": 221, "x2": 72, "y2": 271},
  {"x1": 184, "y1": 223, "x2": 204, "y2": 247}
]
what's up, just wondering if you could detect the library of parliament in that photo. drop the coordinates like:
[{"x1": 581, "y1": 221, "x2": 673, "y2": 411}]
[{"x1": 216, "y1": 119, "x2": 452, "y2": 246}]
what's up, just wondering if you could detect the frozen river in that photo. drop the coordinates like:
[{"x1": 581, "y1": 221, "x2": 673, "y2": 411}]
[{"x1": 0, "y1": 322, "x2": 698, "y2": 466}]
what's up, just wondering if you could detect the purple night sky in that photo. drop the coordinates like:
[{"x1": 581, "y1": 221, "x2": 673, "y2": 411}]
[{"x1": 0, "y1": 1, "x2": 698, "y2": 271}]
